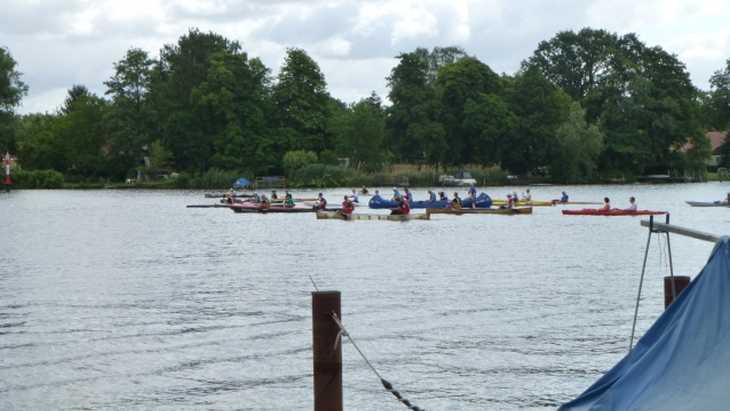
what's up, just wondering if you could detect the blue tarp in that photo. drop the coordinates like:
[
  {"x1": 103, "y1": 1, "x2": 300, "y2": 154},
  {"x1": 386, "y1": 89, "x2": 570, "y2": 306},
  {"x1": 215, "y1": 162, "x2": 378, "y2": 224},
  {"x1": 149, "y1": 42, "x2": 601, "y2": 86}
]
[
  {"x1": 232, "y1": 177, "x2": 251, "y2": 189},
  {"x1": 368, "y1": 192, "x2": 492, "y2": 209},
  {"x1": 561, "y1": 236, "x2": 730, "y2": 411}
]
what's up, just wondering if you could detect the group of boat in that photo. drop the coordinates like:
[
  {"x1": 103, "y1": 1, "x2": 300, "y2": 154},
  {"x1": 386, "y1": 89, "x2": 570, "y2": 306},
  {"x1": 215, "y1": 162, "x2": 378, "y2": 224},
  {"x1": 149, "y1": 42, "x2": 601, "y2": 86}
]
[{"x1": 185, "y1": 187, "x2": 730, "y2": 221}]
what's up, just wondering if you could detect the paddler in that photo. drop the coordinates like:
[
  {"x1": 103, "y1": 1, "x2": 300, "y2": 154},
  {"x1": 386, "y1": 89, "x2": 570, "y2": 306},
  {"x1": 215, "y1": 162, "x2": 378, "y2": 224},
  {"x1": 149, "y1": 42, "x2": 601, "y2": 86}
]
[
  {"x1": 438, "y1": 191, "x2": 448, "y2": 202},
  {"x1": 316, "y1": 193, "x2": 328, "y2": 210},
  {"x1": 626, "y1": 197, "x2": 637, "y2": 211},
  {"x1": 271, "y1": 190, "x2": 278, "y2": 200},
  {"x1": 451, "y1": 192, "x2": 463, "y2": 209},
  {"x1": 428, "y1": 190, "x2": 437, "y2": 202},
  {"x1": 392, "y1": 187, "x2": 401, "y2": 200},
  {"x1": 404, "y1": 187, "x2": 413, "y2": 203},
  {"x1": 506, "y1": 194, "x2": 516, "y2": 209},
  {"x1": 522, "y1": 189, "x2": 532, "y2": 202},
  {"x1": 601, "y1": 197, "x2": 611, "y2": 210},
  {"x1": 360, "y1": 186, "x2": 369, "y2": 195},
  {"x1": 340, "y1": 195, "x2": 355, "y2": 217},
  {"x1": 560, "y1": 191, "x2": 569, "y2": 203},
  {"x1": 283, "y1": 192, "x2": 295, "y2": 208},
  {"x1": 371, "y1": 190, "x2": 382, "y2": 201},
  {"x1": 390, "y1": 197, "x2": 410, "y2": 215},
  {"x1": 260, "y1": 194, "x2": 271, "y2": 209},
  {"x1": 350, "y1": 189, "x2": 359, "y2": 203},
  {"x1": 467, "y1": 184, "x2": 477, "y2": 208}
]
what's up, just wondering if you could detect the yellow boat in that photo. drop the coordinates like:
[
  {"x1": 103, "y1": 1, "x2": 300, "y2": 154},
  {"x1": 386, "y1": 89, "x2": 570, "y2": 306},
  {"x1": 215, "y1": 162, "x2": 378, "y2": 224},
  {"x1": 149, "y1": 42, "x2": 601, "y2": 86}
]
[
  {"x1": 316, "y1": 211, "x2": 430, "y2": 221},
  {"x1": 491, "y1": 199, "x2": 555, "y2": 207},
  {"x1": 426, "y1": 207, "x2": 532, "y2": 216}
]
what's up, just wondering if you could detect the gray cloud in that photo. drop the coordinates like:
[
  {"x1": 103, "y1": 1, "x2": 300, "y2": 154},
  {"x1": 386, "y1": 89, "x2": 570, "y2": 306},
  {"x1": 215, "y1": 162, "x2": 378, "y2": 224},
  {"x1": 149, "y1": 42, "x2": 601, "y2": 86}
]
[{"x1": 2, "y1": 0, "x2": 729, "y2": 114}]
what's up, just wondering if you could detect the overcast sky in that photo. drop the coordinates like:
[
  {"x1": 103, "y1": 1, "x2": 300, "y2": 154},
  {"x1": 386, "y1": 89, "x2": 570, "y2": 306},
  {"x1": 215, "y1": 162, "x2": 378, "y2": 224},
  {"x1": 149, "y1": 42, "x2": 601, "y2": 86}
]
[{"x1": 3, "y1": 0, "x2": 730, "y2": 114}]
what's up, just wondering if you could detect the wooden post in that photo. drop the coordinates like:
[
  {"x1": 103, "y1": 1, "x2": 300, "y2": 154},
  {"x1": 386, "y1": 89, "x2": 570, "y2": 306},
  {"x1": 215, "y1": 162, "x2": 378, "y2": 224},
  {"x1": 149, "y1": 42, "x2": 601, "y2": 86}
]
[
  {"x1": 312, "y1": 291, "x2": 342, "y2": 411},
  {"x1": 664, "y1": 276, "x2": 691, "y2": 308}
]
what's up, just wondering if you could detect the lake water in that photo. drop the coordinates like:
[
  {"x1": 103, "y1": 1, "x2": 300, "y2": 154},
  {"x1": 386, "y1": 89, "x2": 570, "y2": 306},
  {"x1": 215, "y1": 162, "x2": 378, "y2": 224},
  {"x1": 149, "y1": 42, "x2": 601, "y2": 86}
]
[{"x1": 1, "y1": 183, "x2": 728, "y2": 410}]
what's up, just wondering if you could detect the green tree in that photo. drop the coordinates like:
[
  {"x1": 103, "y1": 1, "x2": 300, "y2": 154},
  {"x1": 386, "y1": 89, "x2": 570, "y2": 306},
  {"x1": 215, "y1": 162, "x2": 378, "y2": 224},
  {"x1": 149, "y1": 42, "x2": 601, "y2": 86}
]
[
  {"x1": 56, "y1": 86, "x2": 110, "y2": 177},
  {"x1": 331, "y1": 92, "x2": 387, "y2": 171},
  {"x1": 150, "y1": 28, "x2": 243, "y2": 171},
  {"x1": 15, "y1": 113, "x2": 63, "y2": 170},
  {"x1": 282, "y1": 149, "x2": 318, "y2": 175},
  {"x1": 706, "y1": 59, "x2": 730, "y2": 130},
  {"x1": 147, "y1": 139, "x2": 173, "y2": 174},
  {"x1": 272, "y1": 48, "x2": 330, "y2": 155},
  {"x1": 550, "y1": 102, "x2": 604, "y2": 182},
  {"x1": 504, "y1": 67, "x2": 572, "y2": 174},
  {"x1": 0, "y1": 47, "x2": 28, "y2": 152},
  {"x1": 462, "y1": 93, "x2": 516, "y2": 165},
  {"x1": 435, "y1": 57, "x2": 502, "y2": 163},
  {"x1": 104, "y1": 48, "x2": 156, "y2": 178}
]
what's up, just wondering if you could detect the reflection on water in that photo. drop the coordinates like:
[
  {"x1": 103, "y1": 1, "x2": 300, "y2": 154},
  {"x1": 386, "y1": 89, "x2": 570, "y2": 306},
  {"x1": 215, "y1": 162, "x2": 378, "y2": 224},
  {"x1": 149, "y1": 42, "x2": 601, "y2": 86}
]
[{"x1": 1, "y1": 184, "x2": 727, "y2": 410}]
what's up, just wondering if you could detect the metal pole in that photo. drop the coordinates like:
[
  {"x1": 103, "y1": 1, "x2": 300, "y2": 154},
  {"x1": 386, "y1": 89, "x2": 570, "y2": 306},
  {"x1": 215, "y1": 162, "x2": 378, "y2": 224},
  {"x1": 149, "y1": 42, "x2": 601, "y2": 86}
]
[
  {"x1": 665, "y1": 214, "x2": 677, "y2": 302},
  {"x1": 312, "y1": 291, "x2": 343, "y2": 411},
  {"x1": 630, "y1": 216, "x2": 654, "y2": 351}
]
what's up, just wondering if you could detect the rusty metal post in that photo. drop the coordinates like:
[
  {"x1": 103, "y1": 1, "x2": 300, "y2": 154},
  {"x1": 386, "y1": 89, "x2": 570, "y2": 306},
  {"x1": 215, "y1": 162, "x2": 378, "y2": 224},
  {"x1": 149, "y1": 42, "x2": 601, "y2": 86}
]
[
  {"x1": 312, "y1": 291, "x2": 342, "y2": 411},
  {"x1": 664, "y1": 276, "x2": 691, "y2": 308}
]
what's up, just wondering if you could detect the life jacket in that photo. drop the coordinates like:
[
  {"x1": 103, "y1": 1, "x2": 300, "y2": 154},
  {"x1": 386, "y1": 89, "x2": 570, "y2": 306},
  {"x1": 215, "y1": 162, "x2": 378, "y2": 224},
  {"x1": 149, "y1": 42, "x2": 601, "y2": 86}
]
[
  {"x1": 318, "y1": 198, "x2": 327, "y2": 209},
  {"x1": 400, "y1": 200, "x2": 410, "y2": 214},
  {"x1": 341, "y1": 200, "x2": 354, "y2": 214}
]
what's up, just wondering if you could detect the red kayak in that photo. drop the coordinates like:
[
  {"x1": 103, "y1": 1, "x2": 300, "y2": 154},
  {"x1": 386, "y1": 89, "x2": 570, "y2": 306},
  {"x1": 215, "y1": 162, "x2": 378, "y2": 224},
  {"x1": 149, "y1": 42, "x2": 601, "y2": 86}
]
[
  {"x1": 562, "y1": 208, "x2": 667, "y2": 216},
  {"x1": 229, "y1": 204, "x2": 315, "y2": 213}
]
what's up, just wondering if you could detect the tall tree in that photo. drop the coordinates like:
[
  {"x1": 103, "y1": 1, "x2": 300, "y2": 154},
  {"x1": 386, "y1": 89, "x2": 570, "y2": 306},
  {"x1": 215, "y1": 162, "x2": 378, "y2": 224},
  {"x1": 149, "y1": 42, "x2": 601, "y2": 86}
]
[
  {"x1": 504, "y1": 67, "x2": 572, "y2": 174},
  {"x1": 104, "y1": 48, "x2": 155, "y2": 178},
  {"x1": 272, "y1": 48, "x2": 330, "y2": 156},
  {"x1": 150, "y1": 28, "x2": 242, "y2": 171},
  {"x1": 706, "y1": 59, "x2": 730, "y2": 130},
  {"x1": 0, "y1": 47, "x2": 28, "y2": 151},
  {"x1": 56, "y1": 86, "x2": 110, "y2": 177},
  {"x1": 435, "y1": 57, "x2": 502, "y2": 163},
  {"x1": 550, "y1": 102, "x2": 604, "y2": 182},
  {"x1": 331, "y1": 92, "x2": 387, "y2": 171}
]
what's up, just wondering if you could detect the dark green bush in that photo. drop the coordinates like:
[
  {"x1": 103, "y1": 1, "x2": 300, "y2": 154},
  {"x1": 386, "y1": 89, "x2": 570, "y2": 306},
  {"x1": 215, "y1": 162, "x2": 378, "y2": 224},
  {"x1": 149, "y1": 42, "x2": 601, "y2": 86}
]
[{"x1": 13, "y1": 169, "x2": 65, "y2": 188}]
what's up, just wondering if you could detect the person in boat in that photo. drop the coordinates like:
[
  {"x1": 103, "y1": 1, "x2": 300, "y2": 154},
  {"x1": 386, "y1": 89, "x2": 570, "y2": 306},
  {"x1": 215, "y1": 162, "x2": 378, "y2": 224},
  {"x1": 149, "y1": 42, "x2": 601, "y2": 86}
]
[
  {"x1": 371, "y1": 190, "x2": 382, "y2": 201},
  {"x1": 502, "y1": 194, "x2": 515, "y2": 209},
  {"x1": 601, "y1": 197, "x2": 611, "y2": 211},
  {"x1": 271, "y1": 190, "x2": 278, "y2": 200},
  {"x1": 224, "y1": 190, "x2": 234, "y2": 204},
  {"x1": 316, "y1": 193, "x2": 327, "y2": 210},
  {"x1": 626, "y1": 196, "x2": 637, "y2": 211},
  {"x1": 560, "y1": 191, "x2": 569, "y2": 203},
  {"x1": 252, "y1": 192, "x2": 261, "y2": 203},
  {"x1": 467, "y1": 184, "x2": 477, "y2": 208},
  {"x1": 360, "y1": 186, "x2": 369, "y2": 195},
  {"x1": 392, "y1": 187, "x2": 401, "y2": 200},
  {"x1": 428, "y1": 190, "x2": 437, "y2": 202},
  {"x1": 340, "y1": 195, "x2": 355, "y2": 217},
  {"x1": 260, "y1": 194, "x2": 271, "y2": 209},
  {"x1": 438, "y1": 191, "x2": 448, "y2": 202},
  {"x1": 404, "y1": 187, "x2": 413, "y2": 203},
  {"x1": 283, "y1": 192, "x2": 295, "y2": 208},
  {"x1": 512, "y1": 191, "x2": 520, "y2": 204},
  {"x1": 390, "y1": 197, "x2": 410, "y2": 215},
  {"x1": 350, "y1": 189, "x2": 359, "y2": 203},
  {"x1": 522, "y1": 189, "x2": 532, "y2": 202},
  {"x1": 451, "y1": 192, "x2": 463, "y2": 209}
]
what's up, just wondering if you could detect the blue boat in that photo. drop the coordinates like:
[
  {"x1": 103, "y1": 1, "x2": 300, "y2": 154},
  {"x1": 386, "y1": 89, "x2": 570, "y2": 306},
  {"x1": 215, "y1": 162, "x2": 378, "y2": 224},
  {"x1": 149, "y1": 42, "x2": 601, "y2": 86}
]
[
  {"x1": 368, "y1": 193, "x2": 492, "y2": 209},
  {"x1": 561, "y1": 236, "x2": 730, "y2": 410}
]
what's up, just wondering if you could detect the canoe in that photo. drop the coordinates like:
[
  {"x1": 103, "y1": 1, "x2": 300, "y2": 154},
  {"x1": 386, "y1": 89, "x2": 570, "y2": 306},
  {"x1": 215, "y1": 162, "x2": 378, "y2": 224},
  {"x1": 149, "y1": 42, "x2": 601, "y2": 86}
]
[
  {"x1": 230, "y1": 204, "x2": 316, "y2": 213},
  {"x1": 205, "y1": 192, "x2": 255, "y2": 198},
  {"x1": 552, "y1": 200, "x2": 603, "y2": 205},
  {"x1": 368, "y1": 193, "x2": 492, "y2": 209},
  {"x1": 686, "y1": 201, "x2": 730, "y2": 207},
  {"x1": 186, "y1": 204, "x2": 232, "y2": 208},
  {"x1": 316, "y1": 211, "x2": 430, "y2": 221},
  {"x1": 562, "y1": 208, "x2": 668, "y2": 216},
  {"x1": 492, "y1": 199, "x2": 554, "y2": 207},
  {"x1": 427, "y1": 207, "x2": 532, "y2": 215}
]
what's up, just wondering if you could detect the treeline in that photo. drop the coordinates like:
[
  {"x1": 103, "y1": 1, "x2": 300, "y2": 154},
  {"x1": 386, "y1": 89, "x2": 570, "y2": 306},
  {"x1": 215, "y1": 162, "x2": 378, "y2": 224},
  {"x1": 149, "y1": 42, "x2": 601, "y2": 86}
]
[{"x1": 1, "y1": 27, "x2": 729, "y2": 186}]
